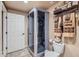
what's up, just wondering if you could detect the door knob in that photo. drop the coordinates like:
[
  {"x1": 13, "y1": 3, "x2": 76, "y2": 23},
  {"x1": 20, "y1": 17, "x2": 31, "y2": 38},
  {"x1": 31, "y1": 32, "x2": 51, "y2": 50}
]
[{"x1": 22, "y1": 33, "x2": 24, "y2": 35}]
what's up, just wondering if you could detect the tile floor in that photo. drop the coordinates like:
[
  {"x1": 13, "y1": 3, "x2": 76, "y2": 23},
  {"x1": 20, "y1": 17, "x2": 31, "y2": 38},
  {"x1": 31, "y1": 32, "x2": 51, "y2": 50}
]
[{"x1": 6, "y1": 48, "x2": 32, "y2": 57}]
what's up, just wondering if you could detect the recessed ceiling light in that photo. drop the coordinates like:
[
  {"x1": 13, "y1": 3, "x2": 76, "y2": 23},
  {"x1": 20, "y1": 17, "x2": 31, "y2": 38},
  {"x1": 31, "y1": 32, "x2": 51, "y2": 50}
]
[{"x1": 24, "y1": 1, "x2": 28, "y2": 3}]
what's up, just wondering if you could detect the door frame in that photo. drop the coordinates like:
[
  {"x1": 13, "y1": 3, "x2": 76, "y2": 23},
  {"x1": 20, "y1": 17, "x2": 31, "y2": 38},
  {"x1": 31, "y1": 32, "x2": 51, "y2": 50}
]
[{"x1": 2, "y1": 2, "x2": 8, "y2": 56}]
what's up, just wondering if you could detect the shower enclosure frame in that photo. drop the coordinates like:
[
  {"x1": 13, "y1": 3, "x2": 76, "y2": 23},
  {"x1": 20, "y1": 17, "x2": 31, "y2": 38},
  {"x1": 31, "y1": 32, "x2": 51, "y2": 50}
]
[{"x1": 28, "y1": 8, "x2": 49, "y2": 57}]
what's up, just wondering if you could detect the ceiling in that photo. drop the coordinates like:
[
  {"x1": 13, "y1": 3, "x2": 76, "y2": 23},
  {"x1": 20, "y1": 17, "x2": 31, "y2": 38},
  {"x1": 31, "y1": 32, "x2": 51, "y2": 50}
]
[{"x1": 4, "y1": 1, "x2": 57, "y2": 13}]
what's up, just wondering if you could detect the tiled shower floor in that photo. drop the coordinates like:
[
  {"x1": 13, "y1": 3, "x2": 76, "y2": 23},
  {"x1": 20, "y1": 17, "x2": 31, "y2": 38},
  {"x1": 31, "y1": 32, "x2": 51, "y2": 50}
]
[{"x1": 7, "y1": 48, "x2": 32, "y2": 57}]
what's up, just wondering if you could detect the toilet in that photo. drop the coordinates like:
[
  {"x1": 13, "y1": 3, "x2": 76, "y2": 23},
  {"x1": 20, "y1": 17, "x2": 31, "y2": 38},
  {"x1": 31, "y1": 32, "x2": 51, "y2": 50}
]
[{"x1": 45, "y1": 41, "x2": 64, "y2": 57}]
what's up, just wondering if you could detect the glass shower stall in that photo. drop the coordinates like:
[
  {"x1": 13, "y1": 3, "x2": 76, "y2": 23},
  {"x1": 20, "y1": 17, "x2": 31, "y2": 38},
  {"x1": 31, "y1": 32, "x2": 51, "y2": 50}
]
[{"x1": 28, "y1": 8, "x2": 49, "y2": 57}]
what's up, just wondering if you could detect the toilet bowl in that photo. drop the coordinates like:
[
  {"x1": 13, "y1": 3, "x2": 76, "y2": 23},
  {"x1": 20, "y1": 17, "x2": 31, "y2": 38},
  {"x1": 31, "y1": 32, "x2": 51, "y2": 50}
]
[
  {"x1": 45, "y1": 41, "x2": 64, "y2": 57},
  {"x1": 45, "y1": 50, "x2": 60, "y2": 57}
]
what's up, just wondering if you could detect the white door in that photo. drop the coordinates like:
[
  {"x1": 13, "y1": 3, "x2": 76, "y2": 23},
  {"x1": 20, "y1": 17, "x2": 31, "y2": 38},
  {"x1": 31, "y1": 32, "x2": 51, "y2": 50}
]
[{"x1": 7, "y1": 13, "x2": 25, "y2": 53}]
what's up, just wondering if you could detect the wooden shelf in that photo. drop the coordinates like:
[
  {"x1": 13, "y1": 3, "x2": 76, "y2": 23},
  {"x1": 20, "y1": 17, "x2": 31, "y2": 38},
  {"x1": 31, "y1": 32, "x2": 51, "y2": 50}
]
[{"x1": 54, "y1": 5, "x2": 78, "y2": 15}]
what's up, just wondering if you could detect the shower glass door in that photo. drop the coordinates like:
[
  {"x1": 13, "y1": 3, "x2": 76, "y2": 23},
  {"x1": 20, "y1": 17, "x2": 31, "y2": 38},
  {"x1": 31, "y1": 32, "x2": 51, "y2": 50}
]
[
  {"x1": 28, "y1": 12, "x2": 34, "y2": 53},
  {"x1": 37, "y1": 10, "x2": 45, "y2": 53}
]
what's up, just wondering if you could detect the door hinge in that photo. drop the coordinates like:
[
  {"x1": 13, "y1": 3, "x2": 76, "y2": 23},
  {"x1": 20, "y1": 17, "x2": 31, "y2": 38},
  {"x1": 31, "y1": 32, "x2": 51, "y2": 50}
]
[
  {"x1": 2, "y1": 11, "x2": 3, "y2": 14},
  {"x1": 6, "y1": 16, "x2": 7, "y2": 19},
  {"x1": 6, "y1": 47, "x2": 8, "y2": 50},
  {"x1": 6, "y1": 32, "x2": 8, "y2": 34}
]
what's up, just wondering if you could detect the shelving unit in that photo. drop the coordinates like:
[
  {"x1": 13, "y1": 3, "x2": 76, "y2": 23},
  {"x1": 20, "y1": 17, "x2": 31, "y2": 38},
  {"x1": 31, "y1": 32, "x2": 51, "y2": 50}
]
[{"x1": 54, "y1": 4, "x2": 77, "y2": 44}]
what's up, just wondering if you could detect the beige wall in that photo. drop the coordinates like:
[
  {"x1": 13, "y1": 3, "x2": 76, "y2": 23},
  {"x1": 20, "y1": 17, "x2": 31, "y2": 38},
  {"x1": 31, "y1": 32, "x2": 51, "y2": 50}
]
[{"x1": 47, "y1": 1, "x2": 79, "y2": 57}]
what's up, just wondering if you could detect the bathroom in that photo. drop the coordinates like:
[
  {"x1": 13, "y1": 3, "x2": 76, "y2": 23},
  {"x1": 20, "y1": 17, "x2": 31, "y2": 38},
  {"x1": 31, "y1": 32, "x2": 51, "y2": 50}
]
[{"x1": 0, "y1": 1, "x2": 79, "y2": 57}]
